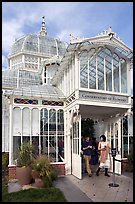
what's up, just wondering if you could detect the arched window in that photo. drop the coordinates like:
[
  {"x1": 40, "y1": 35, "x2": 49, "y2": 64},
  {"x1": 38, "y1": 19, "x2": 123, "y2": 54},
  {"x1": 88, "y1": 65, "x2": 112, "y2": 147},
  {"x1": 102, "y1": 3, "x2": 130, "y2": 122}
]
[
  {"x1": 31, "y1": 108, "x2": 39, "y2": 156},
  {"x1": 80, "y1": 50, "x2": 88, "y2": 88},
  {"x1": 40, "y1": 108, "x2": 48, "y2": 135},
  {"x1": 22, "y1": 108, "x2": 30, "y2": 136},
  {"x1": 57, "y1": 109, "x2": 64, "y2": 133},
  {"x1": 13, "y1": 107, "x2": 21, "y2": 136},
  {"x1": 105, "y1": 48, "x2": 112, "y2": 91},
  {"x1": 88, "y1": 48, "x2": 96, "y2": 89},
  {"x1": 121, "y1": 58, "x2": 127, "y2": 93},
  {"x1": 31, "y1": 108, "x2": 39, "y2": 135},
  {"x1": 113, "y1": 53, "x2": 120, "y2": 92},
  {"x1": 49, "y1": 109, "x2": 56, "y2": 133},
  {"x1": 13, "y1": 107, "x2": 21, "y2": 160},
  {"x1": 97, "y1": 47, "x2": 104, "y2": 90}
]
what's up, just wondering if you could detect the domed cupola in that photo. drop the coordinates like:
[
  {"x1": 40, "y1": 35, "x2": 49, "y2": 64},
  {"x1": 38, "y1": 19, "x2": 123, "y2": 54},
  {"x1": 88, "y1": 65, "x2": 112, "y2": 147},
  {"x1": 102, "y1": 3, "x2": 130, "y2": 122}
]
[{"x1": 8, "y1": 17, "x2": 67, "y2": 71}]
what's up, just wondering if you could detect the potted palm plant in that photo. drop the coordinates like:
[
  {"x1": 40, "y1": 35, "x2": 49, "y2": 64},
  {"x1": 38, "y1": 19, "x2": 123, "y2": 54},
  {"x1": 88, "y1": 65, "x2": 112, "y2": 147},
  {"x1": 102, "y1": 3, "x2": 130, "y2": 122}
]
[{"x1": 16, "y1": 141, "x2": 34, "y2": 185}]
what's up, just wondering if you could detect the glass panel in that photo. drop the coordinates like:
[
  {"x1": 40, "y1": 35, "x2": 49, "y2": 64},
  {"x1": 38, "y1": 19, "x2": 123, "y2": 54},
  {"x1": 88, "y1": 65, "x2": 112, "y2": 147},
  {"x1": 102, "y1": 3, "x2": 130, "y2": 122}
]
[
  {"x1": 58, "y1": 136, "x2": 64, "y2": 162},
  {"x1": 49, "y1": 109, "x2": 56, "y2": 134},
  {"x1": 73, "y1": 122, "x2": 76, "y2": 153},
  {"x1": 77, "y1": 122, "x2": 79, "y2": 155},
  {"x1": 80, "y1": 50, "x2": 88, "y2": 88},
  {"x1": 89, "y1": 49, "x2": 96, "y2": 89},
  {"x1": 57, "y1": 109, "x2": 64, "y2": 134},
  {"x1": 41, "y1": 136, "x2": 48, "y2": 155},
  {"x1": 13, "y1": 107, "x2": 21, "y2": 136},
  {"x1": 123, "y1": 136, "x2": 128, "y2": 157},
  {"x1": 105, "y1": 48, "x2": 112, "y2": 91},
  {"x1": 123, "y1": 116, "x2": 128, "y2": 136},
  {"x1": 115, "y1": 123, "x2": 118, "y2": 152},
  {"x1": 14, "y1": 98, "x2": 38, "y2": 104},
  {"x1": 13, "y1": 136, "x2": 21, "y2": 160},
  {"x1": 73, "y1": 120, "x2": 79, "y2": 155},
  {"x1": 31, "y1": 108, "x2": 39, "y2": 135},
  {"x1": 32, "y1": 136, "x2": 39, "y2": 156},
  {"x1": 40, "y1": 109, "x2": 48, "y2": 135},
  {"x1": 113, "y1": 53, "x2": 120, "y2": 92},
  {"x1": 49, "y1": 136, "x2": 56, "y2": 162},
  {"x1": 22, "y1": 108, "x2": 30, "y2": 135},
  {"x1": 128, "y1": 115, "x2": 133, "y2": 136},
  {"x1": 122, "y1": 116, "x2": 128, "y2": 157},
  {"x1": 42, "y1": 100, "x2": 64, "y2": 106},
  {"x1": 97, "y1": 48, "x2": 104, "y2": 90},
  {"x1": 22, "y1": 136, "x2": 30, "y2": 143},
  {"x1": 121, "y1": 58, "x2": 127, "y2": 93},
  {"x1": 129, "y1": 136, "x2": 133, "y2": 155}
]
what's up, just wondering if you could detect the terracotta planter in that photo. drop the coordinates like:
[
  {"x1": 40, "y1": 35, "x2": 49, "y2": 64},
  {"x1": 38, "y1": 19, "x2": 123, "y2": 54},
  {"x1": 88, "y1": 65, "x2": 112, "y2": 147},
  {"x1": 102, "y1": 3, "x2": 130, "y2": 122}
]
[
  {"x1": 16, "y1": 166, "x2": 32, "y2": 185},
  {"x1": 35, "y1": 178, "x2": 44, "y2": 188},
  {"x1": 31, "y1": 170, "x2": 40, "y2": 179}
]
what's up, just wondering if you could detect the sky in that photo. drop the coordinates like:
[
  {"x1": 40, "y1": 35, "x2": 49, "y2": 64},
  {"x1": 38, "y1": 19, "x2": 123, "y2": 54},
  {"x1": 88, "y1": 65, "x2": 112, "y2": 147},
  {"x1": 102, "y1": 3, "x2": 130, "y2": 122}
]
[{"x1": 2, "y1": 2, "x2": 133, "y2": 94}]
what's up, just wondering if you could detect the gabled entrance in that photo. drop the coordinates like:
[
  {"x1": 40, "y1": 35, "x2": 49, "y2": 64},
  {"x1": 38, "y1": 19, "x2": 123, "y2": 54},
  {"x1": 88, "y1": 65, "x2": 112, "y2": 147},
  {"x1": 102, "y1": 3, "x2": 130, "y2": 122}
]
[{"x1": 70, "y1": 104, "x2": 127, "y2": 179}]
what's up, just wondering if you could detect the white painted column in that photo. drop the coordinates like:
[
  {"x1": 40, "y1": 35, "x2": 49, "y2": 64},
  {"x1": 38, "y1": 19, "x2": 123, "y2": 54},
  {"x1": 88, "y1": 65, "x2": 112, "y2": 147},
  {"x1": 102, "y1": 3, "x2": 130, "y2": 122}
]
[
  {"x1": 56, "y1": 110, "x2": 58, "y2": 162},
  {"x1": 121, "y1": 117, "x2": 123, "y2": 158},
  {"x1": 88, "y1": 58, "x2": 89, "y2": 89},
  {"x1": 65, "y1": 110, "x2": 72, "y2": 175},
  {"x1": 30, "y1": 108, "x2": 32, "y2": 143},
  {"x1": 104, "y1": 56, "x2": 106, "y2": 91},
  {"x1": 127, "y1": 62, "x2": 131, "y2": 95},
  {"x1": 104, "y1": 122, "x2": 108, "y2": 139},
  {"x1": 96, "y1": 51, "x2": 98, "y2": 90},
  {"x1": 75, "y1": 51, "x2": 79, "y2": 90},
  {"x1": 69, "y1": 61, "x2": 71, "y2": 95},
  {"x1": 21, "y1": 108, "x2": 23, "y2": 143},
  {"x1": 38, "y1": 109, "x2": 41, "y2": 154},
  {"x1": 127, "y1": 114, "x2": 130, "y2": 155},
  {"x1": 113, "y1": 123, "x2": 115, "y2": 148},
  {"x1": 64, "y1": 110, "x2": 67, "y2": 169},
  {"x1": 118, "y1": 118, "x2": 121, "y2": 154},
  {"x1": 72, "y1": 57, "x2": 75, "y2": 92},
  {"x1": 9, "y1": 102, "x2": 13, "y2": 165},
  {"x1": 112, "y1": 56, "x2": 114, "y2": 92},
  {"x1": 64, "y1": 69, "x2": 66, "y2": 96},
  {"x1": 119, "y1": 60, "x2": 121, "y2": 93}
]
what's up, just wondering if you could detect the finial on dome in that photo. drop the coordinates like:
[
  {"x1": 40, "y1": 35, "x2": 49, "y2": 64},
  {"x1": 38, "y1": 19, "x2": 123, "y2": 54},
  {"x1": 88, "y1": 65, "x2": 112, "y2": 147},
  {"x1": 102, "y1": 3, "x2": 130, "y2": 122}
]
[
  {"x1": 40, "y1": 16, "x2": 47, "y2": 36},
  {"x1": 108, "y1": 26, "x2": 112, "y2": 32}
]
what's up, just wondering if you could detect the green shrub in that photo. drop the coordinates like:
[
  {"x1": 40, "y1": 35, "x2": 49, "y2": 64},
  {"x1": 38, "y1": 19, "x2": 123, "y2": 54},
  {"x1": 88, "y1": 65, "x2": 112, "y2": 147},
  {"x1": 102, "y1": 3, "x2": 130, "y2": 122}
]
[
  {"x1": 16, "y1": 141, "x2": 34, "y2": 167},
  {"x1": 2, "y1": 152, "x2": 9, "y2": 176},
  {"x1": 32, "y1": 154, "x2": 57, "y2": 187},
  {"x1": 50, "y1": 165, "x2": 57, "y2": 181}
]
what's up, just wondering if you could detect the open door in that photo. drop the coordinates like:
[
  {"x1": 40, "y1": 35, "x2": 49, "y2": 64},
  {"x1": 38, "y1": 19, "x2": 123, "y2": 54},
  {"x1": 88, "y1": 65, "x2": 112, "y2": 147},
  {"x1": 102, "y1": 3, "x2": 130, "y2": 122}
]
[
  {"x1": 108, "y1": 120, "x2": 121, "y2": 174},
  {"x1": 71, "y1": 114, "x2": 82, "y2": 179}
]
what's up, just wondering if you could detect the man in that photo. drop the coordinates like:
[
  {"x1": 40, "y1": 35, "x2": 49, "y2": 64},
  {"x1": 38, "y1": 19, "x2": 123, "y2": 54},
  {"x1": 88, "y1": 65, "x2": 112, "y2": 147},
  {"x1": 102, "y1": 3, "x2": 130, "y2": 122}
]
[{"x1": 82, "y1": 136, "x2": 93, "y2": 177}]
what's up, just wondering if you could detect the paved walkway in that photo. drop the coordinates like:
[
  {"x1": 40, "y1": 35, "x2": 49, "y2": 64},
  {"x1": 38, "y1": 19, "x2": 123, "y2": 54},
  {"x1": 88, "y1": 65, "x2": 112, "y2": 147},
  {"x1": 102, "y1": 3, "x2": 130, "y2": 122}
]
[
  {"x1": 54, "y1": 170, "x2": 133, "y2": 202},
  {"x1": 8, "y1": 165, "x2": 133, "y2": 202}
]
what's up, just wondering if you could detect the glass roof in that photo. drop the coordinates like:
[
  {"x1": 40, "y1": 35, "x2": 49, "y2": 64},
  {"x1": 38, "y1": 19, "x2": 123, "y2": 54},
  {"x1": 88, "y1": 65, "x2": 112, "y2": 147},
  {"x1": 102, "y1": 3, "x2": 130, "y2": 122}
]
[
  {"x1": 8, "y1": 34, "x2": 67, "y2": 57},
  {"x1": 52, "y1": 34, "x2": 133, "y2": 86},
  {"x1": 2, "y1": 69, "x2": 42, "y2": 89},
  {"x1": 3, "y1": 84, "x2": 65, "y2": 99}
]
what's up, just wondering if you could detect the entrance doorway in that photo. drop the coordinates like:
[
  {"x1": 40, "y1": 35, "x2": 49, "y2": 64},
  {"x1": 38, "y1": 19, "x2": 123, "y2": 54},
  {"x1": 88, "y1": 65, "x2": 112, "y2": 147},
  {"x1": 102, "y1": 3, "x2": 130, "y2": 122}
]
[{"x1": 71, "y1": 104, "x2": 125, "y2": 179}]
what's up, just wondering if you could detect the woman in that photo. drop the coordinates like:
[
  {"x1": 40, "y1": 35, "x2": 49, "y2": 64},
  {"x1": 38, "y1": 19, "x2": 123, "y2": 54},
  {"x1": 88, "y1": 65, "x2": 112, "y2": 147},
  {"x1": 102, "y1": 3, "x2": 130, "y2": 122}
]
[{"x1": 96, "y1": 135, "x2": 110, "y2": 177}]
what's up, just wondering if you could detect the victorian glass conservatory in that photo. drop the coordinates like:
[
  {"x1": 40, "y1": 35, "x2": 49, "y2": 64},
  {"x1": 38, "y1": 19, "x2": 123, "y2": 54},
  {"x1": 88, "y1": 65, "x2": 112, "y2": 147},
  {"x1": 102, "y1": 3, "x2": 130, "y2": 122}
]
[{"x1": 2, "y1": 18, "x2": 133, "y2": 179}]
